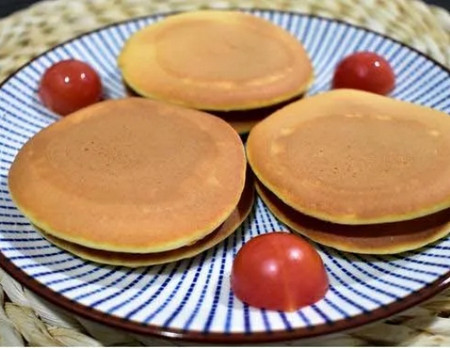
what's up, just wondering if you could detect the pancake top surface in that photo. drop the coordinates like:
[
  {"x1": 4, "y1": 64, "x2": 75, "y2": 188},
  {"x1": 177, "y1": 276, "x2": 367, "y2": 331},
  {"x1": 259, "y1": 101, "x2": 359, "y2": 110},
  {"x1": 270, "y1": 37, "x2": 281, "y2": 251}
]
[
  {"x1": 118, "y1": 11, "x2": 312, "y2": 110},
  {"x1": 247, "y1": 89, "x2": 450, "y2": 224},
  {"x1": 9, "y1": 98, "x2": 246, "y2": 252}
]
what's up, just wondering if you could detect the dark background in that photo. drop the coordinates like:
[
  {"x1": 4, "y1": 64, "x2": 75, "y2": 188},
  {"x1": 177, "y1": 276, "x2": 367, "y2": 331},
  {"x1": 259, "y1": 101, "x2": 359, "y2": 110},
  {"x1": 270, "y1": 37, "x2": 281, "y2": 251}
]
[{"x1": 1, "y1": 0, "x2": 449, "y2": 17}]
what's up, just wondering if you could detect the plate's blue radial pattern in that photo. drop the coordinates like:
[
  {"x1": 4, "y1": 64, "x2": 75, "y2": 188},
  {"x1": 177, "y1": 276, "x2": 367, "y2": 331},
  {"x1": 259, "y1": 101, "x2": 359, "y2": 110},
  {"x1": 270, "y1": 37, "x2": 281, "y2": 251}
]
[{"x1": 0, "y1": 10, "x2": 449, "y2": 336}]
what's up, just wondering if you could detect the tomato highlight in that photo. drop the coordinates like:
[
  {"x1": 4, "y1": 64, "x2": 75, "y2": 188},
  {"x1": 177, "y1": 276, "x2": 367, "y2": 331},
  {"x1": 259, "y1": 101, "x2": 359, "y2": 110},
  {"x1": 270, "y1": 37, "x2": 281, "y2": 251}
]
[
  {"x1": 332, "y1": 51, "x2": 395, "y2": 95},
  {"x1": 39, "y1": 59, "x2": 102, "y2": 115}
]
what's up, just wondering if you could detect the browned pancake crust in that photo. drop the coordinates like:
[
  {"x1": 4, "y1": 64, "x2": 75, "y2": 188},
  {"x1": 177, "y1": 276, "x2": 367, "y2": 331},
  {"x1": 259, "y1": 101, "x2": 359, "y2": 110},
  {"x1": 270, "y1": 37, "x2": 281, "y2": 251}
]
[
  {"x1": 256, "y1": 180, "x2": 450, "y2": 254},
  {"x1": 119, "y1": 11, "x2": 312, "y2": 111},
  {"x1": 248, "y1": 89, "x2": 450, "y2": 224},
  {"x1": 38, "y1": 176, "x2": 254, "y2": 266},
  {"x1": 9, "y1": 98, "x2": 246, "y2": 253},
  {"x1": 125, "y1": 83, "x2": 304, "y2": 134}
]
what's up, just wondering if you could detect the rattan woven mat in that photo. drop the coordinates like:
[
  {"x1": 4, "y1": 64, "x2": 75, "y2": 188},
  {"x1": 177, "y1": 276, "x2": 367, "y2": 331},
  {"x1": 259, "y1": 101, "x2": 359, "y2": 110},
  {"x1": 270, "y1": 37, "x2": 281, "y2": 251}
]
[{"x1": 0, "y1": 0, "x2": 449, "y2": 346}]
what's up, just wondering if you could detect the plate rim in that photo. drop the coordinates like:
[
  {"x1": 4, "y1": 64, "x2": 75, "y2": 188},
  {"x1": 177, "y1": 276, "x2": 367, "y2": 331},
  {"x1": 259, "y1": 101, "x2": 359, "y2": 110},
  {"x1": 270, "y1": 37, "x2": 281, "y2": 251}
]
[
  {"x1": 1, "y1": 251, "x2": 449, "y2": 343},
  {"x1": 1, "y1": 9, "x2": 450, "y2": 343}
]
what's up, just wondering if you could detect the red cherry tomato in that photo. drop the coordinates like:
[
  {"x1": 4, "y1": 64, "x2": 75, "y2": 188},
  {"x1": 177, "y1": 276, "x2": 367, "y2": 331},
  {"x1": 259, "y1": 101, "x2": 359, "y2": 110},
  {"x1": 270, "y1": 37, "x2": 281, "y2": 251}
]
[
  {"x1": 39, "y1": 59, "x2": 102, "y2": 115},
  {"x1": 332, "y1": 51, "x2": 395, "y2": 95},
  {"x1": 231, "y1": 232, "x2": 329, "y2": 311}
]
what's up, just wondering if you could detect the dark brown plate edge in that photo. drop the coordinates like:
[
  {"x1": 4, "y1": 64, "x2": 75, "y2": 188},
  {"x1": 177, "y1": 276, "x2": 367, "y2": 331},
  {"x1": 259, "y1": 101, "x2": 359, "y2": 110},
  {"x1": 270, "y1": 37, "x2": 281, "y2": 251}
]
[{"x1": 1, "y1": 8, "x2": 450, "y2": 344}]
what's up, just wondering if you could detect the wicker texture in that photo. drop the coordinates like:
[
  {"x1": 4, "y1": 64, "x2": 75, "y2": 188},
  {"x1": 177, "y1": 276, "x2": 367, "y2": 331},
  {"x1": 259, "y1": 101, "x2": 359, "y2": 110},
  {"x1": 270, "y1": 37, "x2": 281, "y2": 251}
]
[
  {"x1": 0, "y1": 0, "x2": 449, "y2": 345},
  {"x1": 0, "y1": 0, "x2": 450, "y2": 82}
]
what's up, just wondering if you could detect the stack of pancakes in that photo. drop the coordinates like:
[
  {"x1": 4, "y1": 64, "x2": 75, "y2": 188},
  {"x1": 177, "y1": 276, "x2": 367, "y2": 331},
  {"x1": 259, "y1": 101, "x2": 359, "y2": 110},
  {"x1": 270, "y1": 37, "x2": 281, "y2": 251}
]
[
  {"x1": 8, "y1": 98, "x2": 254, "y2": 266},
  {"x1": 247, "y1": 89, "x2": 450, "y2": 254},
  {"x1": 118, "y1": 10, "x2": 313, "y2": 134}
]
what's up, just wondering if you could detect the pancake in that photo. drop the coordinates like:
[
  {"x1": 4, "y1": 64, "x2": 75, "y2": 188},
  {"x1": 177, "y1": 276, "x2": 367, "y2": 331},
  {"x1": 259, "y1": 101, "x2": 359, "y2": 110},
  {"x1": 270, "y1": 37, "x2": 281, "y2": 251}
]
[
  {"x1": 36, "y1": 175, "x2": 255, "y2": 267},
  {"x1": 224, "y1": 118, "x2": 259, "y2": 135},
  {"x1": 208, "y1": 94, "x2": 304, "y2": 134},
  {"x1": 255, "y1": 181, "x2": 450, "y2": 254},
  {"x1": 247, "y1": 89, "x2": 450, "y2": 225},
  {"x1": 118, "y1": 10, "x2": 313, "y2": 111},
  {"x1": 125, "y1": 83, "x2": 304, "y2": 134},
  {"x1": 8, "y1": 98, "x2": 246, "y2": 253}
]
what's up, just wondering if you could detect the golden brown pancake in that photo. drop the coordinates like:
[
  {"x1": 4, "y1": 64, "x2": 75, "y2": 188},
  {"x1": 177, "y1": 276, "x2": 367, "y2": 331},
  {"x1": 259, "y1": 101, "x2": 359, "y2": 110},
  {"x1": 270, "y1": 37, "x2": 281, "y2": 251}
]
[
  {"x1": 36, "y1": 176, "x2": 255, "y2": 267},
  {"x1": 118, "y1": 11, "x2": 313, "y2": 111},
  {"x1": 209, "y1": 94, "x2": 304, "y2": 134},
  {"x1": 9, "y1": 98, "x2": 246, "y2": 253},
  {"x1": 226, "y1": 118, "x2": 260, "y2": 135},
  {"x1": 125, "y1": 83, "x2": 304, "y2": 134},
  {"x1": 255, "y1": 181, "x2": 450, "y2": 254},
  {"x1": 247, "y1": 89, "x2": 450, "y2": 224}
]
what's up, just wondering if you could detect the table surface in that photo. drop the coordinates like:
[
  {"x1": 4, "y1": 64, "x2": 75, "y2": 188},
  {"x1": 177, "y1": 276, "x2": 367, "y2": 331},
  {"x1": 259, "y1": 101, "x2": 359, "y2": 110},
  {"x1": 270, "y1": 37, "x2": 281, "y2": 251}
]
[{"x1": 1, "y1": 0, "x2": 450, "y2": 17}]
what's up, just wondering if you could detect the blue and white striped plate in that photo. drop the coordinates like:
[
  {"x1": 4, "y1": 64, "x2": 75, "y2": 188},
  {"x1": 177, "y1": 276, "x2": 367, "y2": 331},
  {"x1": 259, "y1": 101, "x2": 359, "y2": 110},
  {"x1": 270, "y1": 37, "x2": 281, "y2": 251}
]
[{"x1": 1, "y1": 9, "x2": 449, "y2": 343}]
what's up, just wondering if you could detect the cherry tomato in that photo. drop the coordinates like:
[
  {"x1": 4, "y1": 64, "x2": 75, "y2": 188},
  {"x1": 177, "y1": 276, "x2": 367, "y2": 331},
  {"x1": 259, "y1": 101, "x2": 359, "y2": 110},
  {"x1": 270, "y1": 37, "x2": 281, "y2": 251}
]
[
  {"x1": 39, "y1": 59, "x2": 102, "y2": 115},
  {"x1": 332, "y1": 51, "x2": 395, "y2": 95},
  {"x1": 231, "y1": 232, "x2": 328, "y2": 311}
]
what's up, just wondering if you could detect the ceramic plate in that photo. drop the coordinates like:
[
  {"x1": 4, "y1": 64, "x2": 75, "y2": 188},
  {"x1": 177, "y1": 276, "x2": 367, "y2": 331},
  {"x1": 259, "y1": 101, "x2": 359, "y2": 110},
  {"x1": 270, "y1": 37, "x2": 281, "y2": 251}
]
[{"x1": 1, "y1": 9, "x2": 449, "y2": 343}]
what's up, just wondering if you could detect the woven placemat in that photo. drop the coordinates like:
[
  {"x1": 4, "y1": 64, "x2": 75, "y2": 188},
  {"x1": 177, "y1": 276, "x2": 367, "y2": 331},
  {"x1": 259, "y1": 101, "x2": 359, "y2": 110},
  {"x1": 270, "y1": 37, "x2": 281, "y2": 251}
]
[{"x1": 0, "y1": 0, "x2": 449, "y2": 346}]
